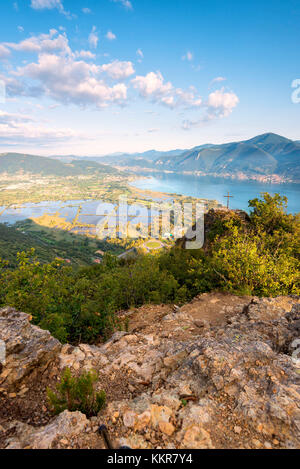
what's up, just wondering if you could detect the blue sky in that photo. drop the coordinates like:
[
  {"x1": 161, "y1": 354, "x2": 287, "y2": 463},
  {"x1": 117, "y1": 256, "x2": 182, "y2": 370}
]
[{"x1": 0, "y1": 0, "x2": 299, "y2": 155}]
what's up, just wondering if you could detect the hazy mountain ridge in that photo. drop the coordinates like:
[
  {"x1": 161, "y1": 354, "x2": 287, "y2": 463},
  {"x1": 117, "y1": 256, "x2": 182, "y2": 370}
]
[
  {"x1": 153, "y1": 133, "x2": 300, "y2": 181},
  {"x1": 1, "y1": 133, "x2": 299, "y2": 181},
  {"x1": 76, "y1": 133, "x2": 299, "y2": 182},
  {"x1": 0, "y1": 153, "x2": 117, "y2": 176},
  {"x1": 86, "y1": 148, "x2": 188, "y2": 170}
]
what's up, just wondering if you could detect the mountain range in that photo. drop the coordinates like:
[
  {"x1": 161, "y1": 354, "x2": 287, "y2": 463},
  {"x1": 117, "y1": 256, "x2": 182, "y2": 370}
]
[
  {"x1": 154, "y1": 134, "x2": 300, "y2": 179},
  {"x1": 91, "y1": 133, "x2": 300, "y2": 182},
  {"x1": 0, "y1": 133, "x2": 299, "y2": 182}
]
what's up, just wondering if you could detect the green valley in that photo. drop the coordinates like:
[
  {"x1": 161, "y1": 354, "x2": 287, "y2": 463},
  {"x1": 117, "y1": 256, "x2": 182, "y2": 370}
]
[{"x1": 0, "y1": 152, "x2": 222, "y2": 267}]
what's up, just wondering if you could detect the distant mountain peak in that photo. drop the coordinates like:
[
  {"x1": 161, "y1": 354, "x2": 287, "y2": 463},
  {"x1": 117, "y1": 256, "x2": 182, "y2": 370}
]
[
  {"x1": 246, "y1": 132, "x2": 292, "y2": 145},
  {"x1": 150, "y1": 132, "x2": 299, "y2": 182}
]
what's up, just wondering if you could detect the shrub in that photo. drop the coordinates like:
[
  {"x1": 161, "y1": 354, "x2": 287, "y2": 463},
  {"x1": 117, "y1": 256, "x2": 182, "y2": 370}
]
[
  {"x1": 207, "y1": 222, "x2": 299, "y2": 296},
  {"x1": 0, "y1": 193, "x2": 298, "y2": 344},
  {"x1": 249, "y1": 192, "x2": 291, "y2": 234},
  {"x1": 47, "y1": 368, "x2": 106, "y2": 417}
]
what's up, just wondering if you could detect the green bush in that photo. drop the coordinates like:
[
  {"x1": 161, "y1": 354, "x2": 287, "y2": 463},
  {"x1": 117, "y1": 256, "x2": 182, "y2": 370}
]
[
  {"x1": 47, "y1": 368, "x2": 106, "y2": 417},
  {"x1": 207, "y1": 221, "x2": 299, "y2": 296},
  {"x1": 184, "y1": 194, "x2": 300, "y2": 296},
  {"x1": 159, "y1": 193, "x2": 300, "y2": 297},
  {"x1": 0, "y1": 193, "x2": 298, "y2": 344},
  {"x1": 0, "y1": 250, "x2": 179, "y2": 343}
]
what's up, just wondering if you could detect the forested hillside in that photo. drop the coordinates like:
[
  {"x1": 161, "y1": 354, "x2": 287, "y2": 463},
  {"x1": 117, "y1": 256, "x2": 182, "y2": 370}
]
[
  {"x1": 97, "y1": 133, "x2": 300, "y2": 182},
  {"x1": 0, "y1": 222, "x2": 122, "y2": 268},
  {"x1": 0, "y1": 153, "x2": 117, "y2": 177}
]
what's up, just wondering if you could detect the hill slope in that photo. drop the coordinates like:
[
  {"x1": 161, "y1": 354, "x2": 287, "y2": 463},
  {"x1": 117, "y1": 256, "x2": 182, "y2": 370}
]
[
  {"x1": 84, "y1": 133, "x2": 299, "y2": 181},
  {"x1": 0, "y1": 153, "x2": 117, "y2": 176},
  {"x1": 3, "y1": 133, "x2": 298, "y2": 180},
  {"x1": 0, "y1": 222, "x2": 121, "y2": 267},
  {"x1": 42, "y1": 133, "x2": 300, "y2": 181},
  {"x1": 154, "y1": 133, "x2": 300, "y2": 181}
]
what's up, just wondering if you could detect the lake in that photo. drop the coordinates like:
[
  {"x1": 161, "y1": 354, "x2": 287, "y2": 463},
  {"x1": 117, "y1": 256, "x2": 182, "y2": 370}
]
[
  {"x1": 0, "y1": 198, "x2": 163, "y2": 231},
  {"x1": 0, "y1": 174, "x2": 298, "y2": 228},
  {"x1": 131, "y1": 173, "x2": 300, "y2": 214}
]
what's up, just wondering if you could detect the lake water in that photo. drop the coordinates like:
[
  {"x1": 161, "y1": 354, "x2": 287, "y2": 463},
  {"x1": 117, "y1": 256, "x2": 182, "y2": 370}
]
[
  {"x1": 0, "y1": 174, "x2": 298, "y2": 228},
  {"x1": 131, "y1": 174, "x2": 300, "y2": 214},
  {"x1": 0, "y1": 198, "x2": 163, "y2": 230}
]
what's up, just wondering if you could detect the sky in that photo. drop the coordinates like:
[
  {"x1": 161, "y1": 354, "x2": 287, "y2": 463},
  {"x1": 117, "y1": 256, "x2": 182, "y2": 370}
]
[{"x1": 0, "y1": 0, "x2": 299, "y2": 155}]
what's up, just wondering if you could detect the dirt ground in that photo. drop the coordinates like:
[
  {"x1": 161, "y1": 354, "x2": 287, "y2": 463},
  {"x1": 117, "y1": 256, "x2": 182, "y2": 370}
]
[
  {"x1": 121, "y1": 292, "x2": 252, "y2": 342},
  {"x1": 1, "y1": 293, "x2": 298, "y2": 449}
]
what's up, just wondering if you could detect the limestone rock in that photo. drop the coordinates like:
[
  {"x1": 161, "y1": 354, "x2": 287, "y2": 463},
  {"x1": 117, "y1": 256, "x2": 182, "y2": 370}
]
[
  {"x1": 1, "y1": 296, "x2": 300, "y2": 450},
  {"x1": 5, "y1": 411, "x2": 89, "y2": 449},
  {"x1": 159, "y1": 421, "x2": 175, "y2": 436},
  {"x1": 0, "y1": 307, "x2": 61, "y2": 390},
  {"x1": 182, "y1": 425, "x2": 214, "y2": 449}
]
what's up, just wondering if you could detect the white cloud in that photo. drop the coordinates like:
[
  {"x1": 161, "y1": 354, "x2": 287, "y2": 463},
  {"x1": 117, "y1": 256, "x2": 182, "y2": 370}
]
[
  {"x1": 88, "y1": 26, "x2": 99, "y2": 49},
  {"x1": 30, "y1": 0, "x2": 71, "y2": 17},
  {"x1": 0, "y1": 45, "x2": 10, "y2": 59},
  {"x1": 182, "y1": 88, "x2": 239, "y2": 130},
  {"x1": 82, "y1": 7, "x2": 91, "y2": 14},
  {"x1": 4, "y1": 30, "x2": 71, "y2": 55},
  {"x1": 31, "y1": 0, "x2": 62, "y2": 8},
  {"x1": 175, "y1": 87, "x2": 202, "y2": 107},
  {"x1": 1, "y1": 31, "x2": 129, "y2": 108},
  {"x1": 182, "y1": 51, "x2": 193, "y2": 61},
  {"x1": 132, "y1": 71, "x2": 202, "y2": 109},
  {"x1": 136, "y1": 49, "x2": 144, "y2": 62},
  {"x1": 207, "y1": 88, "x2": 239, "y2": 117},
  {"x1": 75, "y1": 50, "x2": 96, "y2": 59},
  {"x1": 0, "y1": 74, "x2": 26, "y2": 97},
  {"x1": 18, "y1": 26, "x2": 24, "y2": 33},
  {"x1": 4, "y1": 30, "x2": 95, "y2": 61},
  {"x1": 13, "y1": 53, "x2": 128, "y2": 108},
  {"x1": 0, "y1": 110, "x2": 77, "y2": 145},
  {"x1": 132, "y1": 72, "x2": 172, "y2": 98},
  {"x1": 112, "y1": 0, "x2": 133, "y2": 10},
  {"x1": 0, "y1": 110, "x2": 34, "y2": 124},
  {"x1": 101, "y1": 60, "x2": 135, "y2": 80},
  {"x1": 106, "y1": 31, "x2": 116, "y2": 41},
  {"x1": 210, "y1": 76, "x2": 226, "y2": 87},
  {"x1": 1, "y1": 30, "x2": 239, "y2": 125}
]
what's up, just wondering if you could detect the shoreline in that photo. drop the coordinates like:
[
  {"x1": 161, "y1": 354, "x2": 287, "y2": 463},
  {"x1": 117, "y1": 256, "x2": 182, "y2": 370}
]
[
  {"x1": 119, "y1": 167, "x2": 299, "y2": 185},
  {"x1": 129, "y1": 174, "x2": 300, "y2": 215},
  {"x1": 128, "y1": 179, "x2": 222, "y2": 208}
]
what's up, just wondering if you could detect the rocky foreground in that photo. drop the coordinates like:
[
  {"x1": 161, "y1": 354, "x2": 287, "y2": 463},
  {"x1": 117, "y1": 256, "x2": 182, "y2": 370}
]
[{"x1": 0, "y1": 293, "x2": 299, "y2": 449}]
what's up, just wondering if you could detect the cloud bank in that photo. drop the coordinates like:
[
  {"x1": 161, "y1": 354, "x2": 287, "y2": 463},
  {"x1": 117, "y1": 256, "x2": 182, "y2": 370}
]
[{"x1": 0, "y1": 29, "x2": 239, "y2": 133}]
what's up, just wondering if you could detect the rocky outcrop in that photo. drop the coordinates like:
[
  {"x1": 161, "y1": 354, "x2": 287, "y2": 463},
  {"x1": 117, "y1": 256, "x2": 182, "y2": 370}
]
[
  {"x1": 0, "y1": 307, "x2": 61, "y2": 391},
  {"x1": 4, "y1": 411, "x2": 89, "y2": 449},
  {"x1": 0, "y1": 296, "x2": 299, "y2": 449}
]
